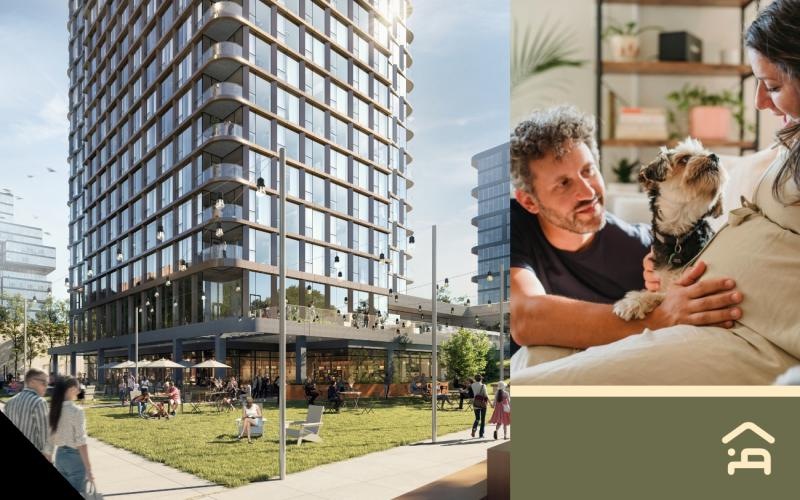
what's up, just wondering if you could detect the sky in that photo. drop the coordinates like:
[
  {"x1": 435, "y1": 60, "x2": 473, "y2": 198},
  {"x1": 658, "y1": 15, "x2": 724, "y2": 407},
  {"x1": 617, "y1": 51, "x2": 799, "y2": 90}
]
[{"x1": 0, "y1": 1, "x2": 510, "y2": 303}]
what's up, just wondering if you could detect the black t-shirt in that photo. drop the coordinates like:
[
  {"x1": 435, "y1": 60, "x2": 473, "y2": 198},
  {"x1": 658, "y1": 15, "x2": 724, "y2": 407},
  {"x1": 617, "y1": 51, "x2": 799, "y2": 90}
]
[{"x1": 510, "y1": 199, "x2": 652, "y2": 304}]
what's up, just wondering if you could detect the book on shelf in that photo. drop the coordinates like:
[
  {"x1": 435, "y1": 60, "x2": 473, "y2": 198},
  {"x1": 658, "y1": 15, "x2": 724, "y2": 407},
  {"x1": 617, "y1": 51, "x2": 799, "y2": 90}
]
[{"x1": 615, "y1": 107, "x2": 669, "y2": 140}]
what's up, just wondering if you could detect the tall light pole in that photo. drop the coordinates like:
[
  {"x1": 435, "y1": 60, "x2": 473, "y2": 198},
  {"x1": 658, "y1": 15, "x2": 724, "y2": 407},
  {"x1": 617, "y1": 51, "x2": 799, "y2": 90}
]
[
  {"x1": 499, "y1": 263, "x2": 505, "y2": 381},
  {"x1": 431, "y1": 225, "x2": 438, "y2": 443},
  {"x1": 22, "y1": 296, "x2": 37, "y2": 373},
  {"x1": 278, "y1": 147, "x2": 287, "y2": 480},
  {"x1": 134, "y1": 306, "x2": 140, "y2": 384}
]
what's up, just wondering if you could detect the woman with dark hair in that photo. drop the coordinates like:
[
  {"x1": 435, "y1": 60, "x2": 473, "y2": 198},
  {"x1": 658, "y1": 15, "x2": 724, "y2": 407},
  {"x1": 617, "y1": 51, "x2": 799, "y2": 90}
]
[
  {"x1": 49, "y1": 375, "x2": 93, "y2": 493},
  {"x1": 513, "y1": 0, "x2": 800, "y2": 385}
]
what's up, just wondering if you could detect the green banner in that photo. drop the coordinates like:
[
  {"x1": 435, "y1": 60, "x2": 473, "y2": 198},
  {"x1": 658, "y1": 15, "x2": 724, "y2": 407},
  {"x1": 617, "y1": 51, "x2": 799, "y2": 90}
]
[{"x1": 512, "y1": 397, "x2": 800, "y2": 499}]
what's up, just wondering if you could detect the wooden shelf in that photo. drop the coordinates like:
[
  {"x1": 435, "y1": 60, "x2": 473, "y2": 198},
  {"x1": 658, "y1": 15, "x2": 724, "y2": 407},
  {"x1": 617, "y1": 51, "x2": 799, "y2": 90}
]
[
  {"x1": 603, "y1": 61, "x2": 752, "y2": 76},
  {"x1": 604, "y1": 138, "x2": 757, "y2": 148},
  {"x1": 603, "y1": 0, "x2": 754, "y2": 7}
]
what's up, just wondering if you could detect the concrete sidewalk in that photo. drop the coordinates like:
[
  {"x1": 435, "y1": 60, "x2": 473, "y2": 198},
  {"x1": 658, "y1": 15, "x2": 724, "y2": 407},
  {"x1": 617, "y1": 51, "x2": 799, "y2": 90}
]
[{"x1": 91, "y1": 428, "x2": 500, "y2": 499}]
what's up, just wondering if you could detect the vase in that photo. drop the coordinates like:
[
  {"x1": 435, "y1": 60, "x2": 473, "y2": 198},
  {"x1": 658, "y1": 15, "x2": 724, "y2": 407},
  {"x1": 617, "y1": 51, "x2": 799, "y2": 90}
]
[
  {"x1": 609, "y1": 35, "x2": 640, "y2": 62},
  {"x1": 689, "y1": 106, "x2": 731, "y2": 141}
]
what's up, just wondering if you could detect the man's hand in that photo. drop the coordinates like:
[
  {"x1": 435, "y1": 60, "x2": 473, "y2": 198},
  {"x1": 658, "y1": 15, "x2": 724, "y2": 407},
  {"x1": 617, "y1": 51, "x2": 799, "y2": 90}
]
[
  {"x1": 648, "y1": 261, "x2": 742, "y2": 330},
  {"x1": 643, "y1": 250, "x2": 660, "y2": 292}
]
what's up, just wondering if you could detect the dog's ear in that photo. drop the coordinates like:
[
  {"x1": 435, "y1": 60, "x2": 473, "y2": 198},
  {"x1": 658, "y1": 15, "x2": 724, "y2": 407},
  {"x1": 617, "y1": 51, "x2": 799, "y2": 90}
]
[
  {"x1": 710, "y1": 197, "x2": 723, "y2": 218},
  {"x1": 639, "y1": 153, "x2": 670, "y2": 191}
]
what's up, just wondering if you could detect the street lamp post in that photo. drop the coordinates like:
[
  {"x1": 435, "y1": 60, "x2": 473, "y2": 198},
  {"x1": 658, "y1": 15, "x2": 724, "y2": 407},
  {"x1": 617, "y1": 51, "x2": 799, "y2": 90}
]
[
  {"x1": 431, "y1": 225, "x2": 438, "y2": 443},
  {"x1": 278, "y1": 147, "x2": 287, "y2": 480},
  {"x1": 499, "y1": 263, "x2": 505, "y2": 381},
  {"x1": 23, "y1": 296, "x2": 37, "y2": 373}
]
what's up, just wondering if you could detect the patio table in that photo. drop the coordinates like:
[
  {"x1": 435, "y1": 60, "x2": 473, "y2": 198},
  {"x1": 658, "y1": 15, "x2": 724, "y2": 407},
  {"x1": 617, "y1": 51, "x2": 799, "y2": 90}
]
[{"x1": 339, "y1": 391, "x2": 361, "y2": 409}]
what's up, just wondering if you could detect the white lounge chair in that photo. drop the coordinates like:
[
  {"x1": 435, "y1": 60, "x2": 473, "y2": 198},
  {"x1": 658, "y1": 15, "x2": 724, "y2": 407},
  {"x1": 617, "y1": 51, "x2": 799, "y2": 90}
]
[
  {"x1": 235, "y1": 416, "x2": 264, "y2": 438},
  {"x1": 285, "y1": 405, "x2": 324, "y2": 446}
]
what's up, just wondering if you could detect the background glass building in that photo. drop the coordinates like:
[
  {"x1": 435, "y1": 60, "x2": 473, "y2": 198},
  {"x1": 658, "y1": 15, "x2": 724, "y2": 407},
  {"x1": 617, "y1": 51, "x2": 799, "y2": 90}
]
[
  {"x1": 0, "y1": 190, "x2": 57, "y2": 316},
  {"x1": 58, "y1": 0, "x2": 420, "y2": 387},
  {"x1": 471, "y1": 143, "x2": 510, "y2": 305}
]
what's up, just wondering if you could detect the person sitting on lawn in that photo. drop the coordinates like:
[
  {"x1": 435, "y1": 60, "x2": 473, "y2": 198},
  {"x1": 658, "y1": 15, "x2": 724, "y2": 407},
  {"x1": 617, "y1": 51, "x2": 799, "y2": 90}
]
[
  {"x1": 458, "y1": 378, "x2": 474, "y2": 410},
  {"x1": 165, "y1": 382, "x2": 181, "y2": 415},
  {"x1": 146, "y1": 400, "x2": 170, "y2": 419},
  {"x1": 132, "y1": 387, "x2": 153, "y2": 418},
  {"x1": 236, "y1": 397, "x2": 262, "y2": 444},
  {"x1": 327, "y1": 380, "x2": 343, "y2": 412},
  {"x1": 304, "y1": 380, "x2": 320, "y2": 405}
]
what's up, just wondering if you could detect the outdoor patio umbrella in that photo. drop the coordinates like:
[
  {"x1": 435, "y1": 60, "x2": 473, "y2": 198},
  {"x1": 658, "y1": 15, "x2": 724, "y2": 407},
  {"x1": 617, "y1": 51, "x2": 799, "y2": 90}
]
[
  {"x1": 109, "y1": 360, "x2": 136, "y2": 369},
  {"x1": 147, "y1": 358, "x2": 184, "y2": 368},
  {"x1": 191, "y1": 360, "x2": 231, "y2": 368}
]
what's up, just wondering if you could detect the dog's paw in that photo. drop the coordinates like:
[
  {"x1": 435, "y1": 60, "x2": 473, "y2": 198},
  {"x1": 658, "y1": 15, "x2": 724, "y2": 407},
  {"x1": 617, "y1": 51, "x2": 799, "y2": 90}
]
[{"x1": 613, "y1": 291, "x2": 664, "y2": 321}]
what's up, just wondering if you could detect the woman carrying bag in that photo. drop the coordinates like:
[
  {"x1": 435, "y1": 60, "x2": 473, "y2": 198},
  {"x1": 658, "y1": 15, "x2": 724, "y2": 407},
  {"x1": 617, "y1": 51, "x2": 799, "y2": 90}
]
[
  {"x1": 470, "y1": 375, "x2": 489, "y2": 438},
  {"x1": 489, "y1": 381, "x2": 511, "y2": 440}
]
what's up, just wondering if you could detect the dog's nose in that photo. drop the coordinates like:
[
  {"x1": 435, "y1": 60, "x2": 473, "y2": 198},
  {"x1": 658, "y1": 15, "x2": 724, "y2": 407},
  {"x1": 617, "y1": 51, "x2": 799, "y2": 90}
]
[{"x1": 708, "y1": 153, "x2": 719, "y2": 162}]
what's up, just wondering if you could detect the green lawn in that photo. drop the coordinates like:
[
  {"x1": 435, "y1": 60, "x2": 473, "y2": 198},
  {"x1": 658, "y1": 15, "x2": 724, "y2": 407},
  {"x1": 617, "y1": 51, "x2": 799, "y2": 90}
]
[{"x1": 85, "y1": 397, "x2": 475, "y2": 487}]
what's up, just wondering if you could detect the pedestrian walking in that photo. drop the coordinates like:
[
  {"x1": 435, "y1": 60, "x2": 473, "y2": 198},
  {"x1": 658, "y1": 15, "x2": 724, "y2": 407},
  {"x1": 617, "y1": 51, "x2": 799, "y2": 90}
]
[
  {"x1": 470, "y1": 375, "x2": 489, "y2": 438},
  {"x1": 49, "y1": 375, "x2": 93, "y2": 493},
  {"x1": 489, "y1": 381, "x2": 511, "y2": 440},
  {"x1": 4, "y1": 368, "x2": 52, "y2": 458}
]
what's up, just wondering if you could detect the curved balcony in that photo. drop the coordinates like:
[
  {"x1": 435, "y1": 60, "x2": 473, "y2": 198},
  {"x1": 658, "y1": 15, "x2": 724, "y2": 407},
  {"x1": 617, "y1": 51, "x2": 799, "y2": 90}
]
[
  {"x1": 201, "y1": 204, "x2": 244, "y2": 222},
  {"x1": 199, "y1": 243, "x2": 243, "y2": 261},
  {"x1": 201, "y1": 42, "x2": 244, "y2": 80},
  {"x1": 198, "y1": 122, "x2": 244, "y2": 157},
  {"x1": 199, "y1": 81, "x2": 244, "y2": 119},
  {"x1": 197, "y1": 163, "x2": 245, "y2": 190},
  {"x1": 197, "y1": 1, "x2": 243, "y2": 42}
]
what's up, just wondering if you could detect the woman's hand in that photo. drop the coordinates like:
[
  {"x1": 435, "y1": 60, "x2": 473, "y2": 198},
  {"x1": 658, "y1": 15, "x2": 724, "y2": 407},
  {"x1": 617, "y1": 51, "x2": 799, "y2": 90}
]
[
  {"x1": 85, "y1": 469, "x2": 94, "y2": 481},
  {"x1": 643, "y1": 250, "x2": 660, "y2": 292}
]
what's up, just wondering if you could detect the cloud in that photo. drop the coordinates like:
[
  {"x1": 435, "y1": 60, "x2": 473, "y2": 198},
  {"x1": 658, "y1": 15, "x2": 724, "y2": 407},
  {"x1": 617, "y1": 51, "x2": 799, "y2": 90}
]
[{"x1": 1, "y1": 95, "x2": 69, "y2": 148}]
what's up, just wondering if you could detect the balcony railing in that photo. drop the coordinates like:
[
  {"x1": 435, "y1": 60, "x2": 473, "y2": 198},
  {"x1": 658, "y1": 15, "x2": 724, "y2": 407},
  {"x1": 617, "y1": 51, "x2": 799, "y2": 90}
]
[
  {"x1": 197, "y1": 163, "x2": 244, "y2": 184},
  {"x1": 201, "y1": 41, "x2": 243, "y2": 66},
  {"x1": 197, "y1": 1, "x2": 242, "y2": 29},
  {"x1": 199, "y1": 244, "x2": 243, "y2": 261},
  {"x1": 201, "y1": 204, "x2": 244, "y2": 221},
  {"x1": 198, "y1": 122, "x2": 243, "y2": 143},
  {"x1": 200, "y1": 81, "x2": 243, "y2": 105}
]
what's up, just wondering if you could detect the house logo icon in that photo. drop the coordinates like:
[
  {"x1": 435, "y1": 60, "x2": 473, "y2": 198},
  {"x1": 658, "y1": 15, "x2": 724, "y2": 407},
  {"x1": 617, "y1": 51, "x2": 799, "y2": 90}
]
[{"x1": 721, "y1": 422, "x2": 775, "y2": 476}]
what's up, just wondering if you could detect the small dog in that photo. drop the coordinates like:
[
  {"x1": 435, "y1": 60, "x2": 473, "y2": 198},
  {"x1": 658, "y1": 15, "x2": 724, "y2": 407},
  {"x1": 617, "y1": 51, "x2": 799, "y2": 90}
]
[{"x1": 613, "y1": 137, "x2": 727, "y2": 320}]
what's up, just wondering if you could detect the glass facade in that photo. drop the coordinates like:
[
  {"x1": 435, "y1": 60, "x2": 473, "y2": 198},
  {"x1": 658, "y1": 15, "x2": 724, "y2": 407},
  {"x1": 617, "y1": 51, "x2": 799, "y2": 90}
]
[
  {"x1": 471, "y1": 143, "x2": 510, "y2": 304},
  {"x1": 66, "y1": 0, "x2": 413, "y2": 347},
  {"x1": 0, "y1": 193, "x2": 56, "y2": 316}
]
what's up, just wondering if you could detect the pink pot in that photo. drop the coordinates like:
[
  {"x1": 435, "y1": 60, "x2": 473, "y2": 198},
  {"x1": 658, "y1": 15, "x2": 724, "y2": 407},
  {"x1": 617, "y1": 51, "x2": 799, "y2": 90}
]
[{"x1": 689, "y1": 106, "x2": 731, "y2": 141}]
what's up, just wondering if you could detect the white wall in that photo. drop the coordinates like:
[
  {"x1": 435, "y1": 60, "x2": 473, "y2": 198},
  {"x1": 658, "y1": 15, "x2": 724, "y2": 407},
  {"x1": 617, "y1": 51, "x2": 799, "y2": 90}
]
[{"x1": 511, "y1": 0, "x2": 782, "y2": 178}]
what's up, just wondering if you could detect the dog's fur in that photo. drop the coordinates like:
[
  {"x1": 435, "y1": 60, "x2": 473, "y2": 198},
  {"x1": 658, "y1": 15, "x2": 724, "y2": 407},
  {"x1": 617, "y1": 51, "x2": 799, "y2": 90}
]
[{"x1": 614, "y1": 138, "x2": 727, "y2": 320}]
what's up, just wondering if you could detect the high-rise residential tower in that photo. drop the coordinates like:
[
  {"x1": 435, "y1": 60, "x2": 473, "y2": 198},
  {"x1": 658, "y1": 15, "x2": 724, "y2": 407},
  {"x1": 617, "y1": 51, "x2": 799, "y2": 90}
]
[
  {"x1": 59, "y1": 0, "x2": 419, "y2": 386},
  {"x1": 471, "y1": 143, "x2": 510, "y2": 304}
]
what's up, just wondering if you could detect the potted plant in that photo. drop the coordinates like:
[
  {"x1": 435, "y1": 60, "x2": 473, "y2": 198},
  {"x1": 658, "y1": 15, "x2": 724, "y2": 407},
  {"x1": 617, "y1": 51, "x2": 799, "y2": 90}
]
[
  {"x1": 612, "y1": 158, "x2": 641, "y2": 185},
  {"x1": 666, "y1": 84, "x2": 750, "y2": 140},
  {"x1": 602, "y1": 21, "x2": 661, "y2": 62}
]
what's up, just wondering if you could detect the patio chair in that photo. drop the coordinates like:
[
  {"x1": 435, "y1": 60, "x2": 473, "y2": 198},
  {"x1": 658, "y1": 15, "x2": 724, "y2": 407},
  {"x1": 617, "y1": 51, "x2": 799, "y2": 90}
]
[
  {"x1": 128, "y1": 390, "x2": 142, "y2": 415},
  {"x1": 235, "y1": 416, "x2": 264, "y2": 438},
  {"x1": 184, "y1": 391, "x2": 201, "y2": 413},
  {"x1": 285, "y1": 405, "x2": 324, "y2": 446}
]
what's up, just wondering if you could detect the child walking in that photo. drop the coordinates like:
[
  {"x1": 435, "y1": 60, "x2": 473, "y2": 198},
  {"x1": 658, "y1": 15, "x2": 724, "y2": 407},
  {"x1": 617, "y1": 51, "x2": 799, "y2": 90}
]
[{"x1": 489, "y1": 381, "x2": 510, "y2": 440}]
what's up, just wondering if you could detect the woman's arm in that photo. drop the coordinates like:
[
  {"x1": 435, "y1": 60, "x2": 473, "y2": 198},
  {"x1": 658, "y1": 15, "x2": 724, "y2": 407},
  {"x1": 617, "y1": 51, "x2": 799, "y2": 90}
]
[{"x1": 78, "y1": 444, "x2": 93, "y2": 480}]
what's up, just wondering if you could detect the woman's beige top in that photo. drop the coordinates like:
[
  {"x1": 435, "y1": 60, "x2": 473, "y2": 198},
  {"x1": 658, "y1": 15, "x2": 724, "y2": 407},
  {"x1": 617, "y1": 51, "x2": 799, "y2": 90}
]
[
  {"x1": 693, "y1": 146, "x2": 800, "y2": 357},
  {"x1": 50, "y1": 401, "x2": 88, "y2": 449}
]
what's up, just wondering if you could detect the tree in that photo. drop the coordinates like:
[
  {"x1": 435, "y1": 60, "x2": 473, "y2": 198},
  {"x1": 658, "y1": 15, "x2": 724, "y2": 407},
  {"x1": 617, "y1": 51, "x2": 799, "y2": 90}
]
[
  {"x1": 0, "y1": 294, "x2": 25, "y2": 376},
  {"x1": 436, "y1": 284, "x2": 469, "y2": 305},
  {"x1": 0, "y1": 294, "x2": 69, "y2": 374},
  {"x1": 440, "y1": 328, "x2": 492, "y2": 382}
]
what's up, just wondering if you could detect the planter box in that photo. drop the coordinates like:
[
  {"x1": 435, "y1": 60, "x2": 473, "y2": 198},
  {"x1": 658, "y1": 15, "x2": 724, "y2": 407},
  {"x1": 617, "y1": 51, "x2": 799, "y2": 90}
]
[{"x1": 689, "y1": 106, "x2": 731, "y2": 141}]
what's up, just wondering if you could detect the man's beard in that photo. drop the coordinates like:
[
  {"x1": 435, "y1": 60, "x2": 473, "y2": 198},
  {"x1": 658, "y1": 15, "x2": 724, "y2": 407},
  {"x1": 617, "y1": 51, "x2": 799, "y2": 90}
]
[{"x1": 536, "y1": 196, "x2": 607, "y2": 235}]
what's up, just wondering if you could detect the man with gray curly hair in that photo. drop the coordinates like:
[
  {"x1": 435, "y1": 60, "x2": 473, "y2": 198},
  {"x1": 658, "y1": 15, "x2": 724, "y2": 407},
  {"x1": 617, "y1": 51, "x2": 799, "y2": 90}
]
[{"x1": 510, "y1": 106, "x2": 743, "y2": 366}]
